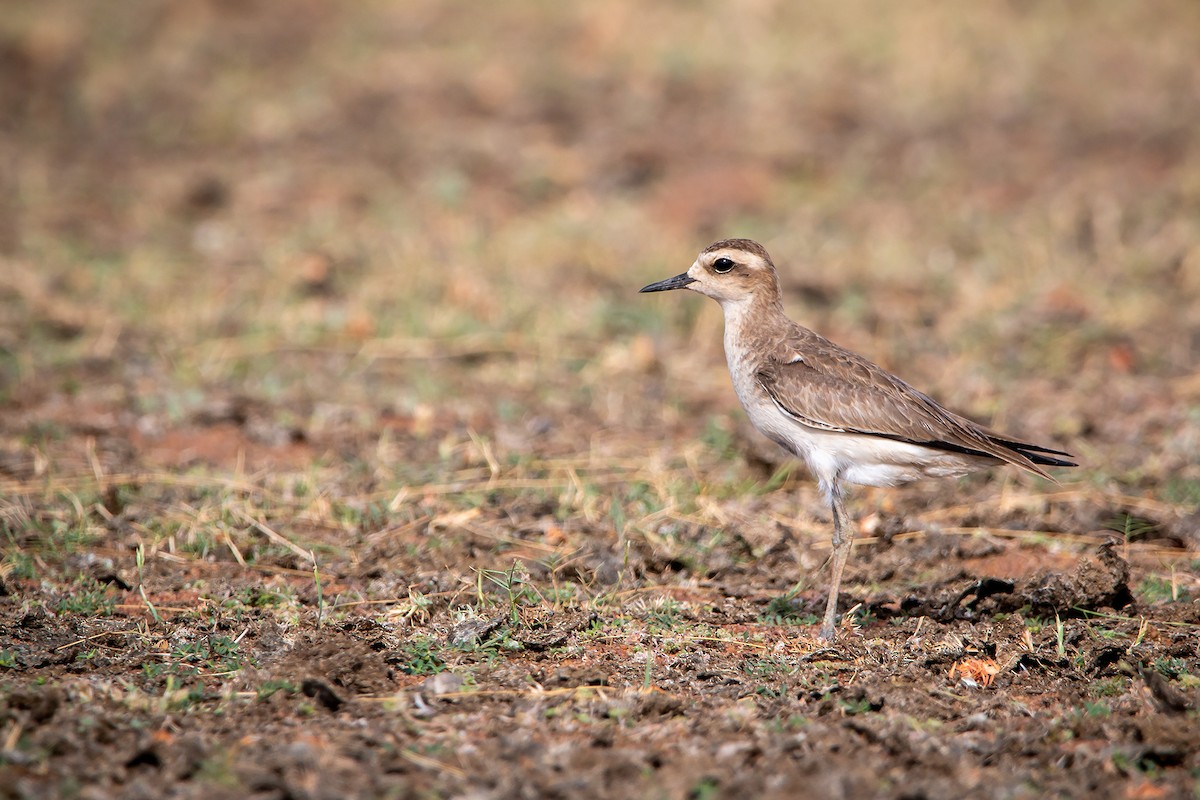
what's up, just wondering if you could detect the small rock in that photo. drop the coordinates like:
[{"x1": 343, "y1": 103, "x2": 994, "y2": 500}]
[
  {"x1": 448, "y1": 617, "x2": 503, "y2": 648},
  {"x1": 419, "y1": 672, "x2": 465, "y2": 697}
]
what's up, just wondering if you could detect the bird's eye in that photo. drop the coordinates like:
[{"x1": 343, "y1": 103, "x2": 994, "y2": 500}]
[{"x1": 713, "y1": 257, "x2": 735, "y2": 273}]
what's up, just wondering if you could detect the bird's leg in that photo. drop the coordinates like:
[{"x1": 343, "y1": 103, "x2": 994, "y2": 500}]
[{"x1": 819, "y1": 482, "x2": 853, "y2": 641}]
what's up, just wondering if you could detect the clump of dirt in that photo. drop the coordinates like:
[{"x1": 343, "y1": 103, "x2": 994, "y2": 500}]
[
  {"x1": 1022, "y1": 540, "x2": 1134, "y2": 615},
  {"x1": 511, "y1": 608, "x2": 598, "y2": 651},
  {"x1": 895, "y1": 541, "x2": 1134, "y2": 623},
  {"x1": 265, "y1": 626, "x2": 398, "y2": 697}
]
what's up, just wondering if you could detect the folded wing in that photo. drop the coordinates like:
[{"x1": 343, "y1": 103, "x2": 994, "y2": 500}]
[{"x1": 755, "y1": 329, "x2": 1076, "y2": 480}]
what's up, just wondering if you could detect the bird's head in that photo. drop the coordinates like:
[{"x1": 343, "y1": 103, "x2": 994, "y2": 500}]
[{"x1": 639, "y1": 239, "x2": 781, "y2": 307}]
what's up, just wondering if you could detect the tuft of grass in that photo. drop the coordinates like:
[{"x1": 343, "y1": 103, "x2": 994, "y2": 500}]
[
  {"x1": 689, "y1": 777, "x2": 721, "y2": 800},
  {"x1": 193, "y1": 752, "x2": 240, "y2": 788},
  {"x1": 399, "y1": 636, "x2": 446, "y2": 676},
  {"x1": 641, "y1": 597, "x2": 685, "y2": 631},
  {"x1": 256, "y1": 680, "x2": 298, "y2": 701},
  {"x1": 2, "y1": 551, "x2": 37, "y2": 581},
  {"x1": 1150, "y1": 657, "x2": 1188, "y2": 680},
  {"x1": 1089, "y1": 677, "x2": 1127, "y2": 698},
  {"x1": 476, "y1": 561, "x2": 535, "y2": 624},
  {"x1": 144, "y1": 635, "x2": 249, "y2": 684},
  {"x1": 766, "y1": 714, "x2": 810, "y2": 734},
  {"x1": 757, "y1": 464, "x2": 794, "y2": 496},
  {"x1": 1161, "y1": 476, "x2": 1200, "y2": 506},
  {"x1": 1177, "y1": 673, "x2": 1200, "y2": 691},
  {"x1": 838, "y1": 696, "x2": 875, "y2": 716},
  {"x1": 700, "y1": 418, "x2": 738, "y2": 461},
  {"x1": 743, "y1": 657, "x2": 794, "y2": 680},
  {"x1": 388, "y1": 589, "x2": 434, "y2": 627},
  {"x1": 1136, "y1": 576, "x2": 1187, "y2": 604},
  {"x1": 760, "y1": 589, "x2": 819, "y2": 626},
  {"x1": 238, "y1": 586, "x2": 298, "y2": 609},
  {"x1": 1105, "y1": 513, "x2": 1159, "y2": 544},
  {"x1": 617, "y1": 481, "x2": 666, "y2": 521},
  {"x1": 55, "y1": 576, "x2": 116, "y2": 616}
]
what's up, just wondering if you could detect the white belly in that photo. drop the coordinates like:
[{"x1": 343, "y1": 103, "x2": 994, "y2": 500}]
[{"x1": 749, "y1": 395, "x2": 986, "y2": 486}]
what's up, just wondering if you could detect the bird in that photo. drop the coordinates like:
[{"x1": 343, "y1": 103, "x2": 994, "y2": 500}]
[{"x1": 640, "y1": 238, "x2": 1076, "y2": 641}]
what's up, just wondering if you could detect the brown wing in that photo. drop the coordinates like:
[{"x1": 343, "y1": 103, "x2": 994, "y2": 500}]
[{"x1": 754, "y1": 326, "x2": 1072, "y2": 479}]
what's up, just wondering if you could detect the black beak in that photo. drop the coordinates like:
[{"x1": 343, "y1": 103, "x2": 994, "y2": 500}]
[{"x1": 639, "y1": 272, "x2": 696, "y2": 293}]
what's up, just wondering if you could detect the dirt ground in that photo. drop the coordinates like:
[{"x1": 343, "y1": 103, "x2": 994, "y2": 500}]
[{"x1": 2, "y1": 3, "x2": 1199, "y2": 799}]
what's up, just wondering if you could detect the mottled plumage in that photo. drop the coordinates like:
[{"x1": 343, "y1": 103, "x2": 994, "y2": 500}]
[{"x1": 641, "y1": 238, "x2": 1075, "y2": 641}]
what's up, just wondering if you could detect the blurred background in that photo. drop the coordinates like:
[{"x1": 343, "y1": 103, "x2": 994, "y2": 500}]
[
  {"x1": 3, "y1": 6, "x2": 1200, "y2": 796},
  {"x1": 2, "y1": 0, "x2": 1199, "y2": 503}
]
